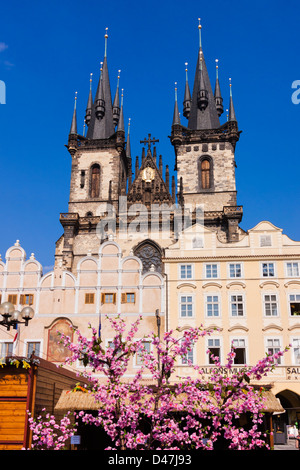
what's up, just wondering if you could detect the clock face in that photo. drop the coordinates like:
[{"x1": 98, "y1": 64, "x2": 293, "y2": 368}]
[{"x1": 141, "y1": 166, "x2": 155, "y2": 182}]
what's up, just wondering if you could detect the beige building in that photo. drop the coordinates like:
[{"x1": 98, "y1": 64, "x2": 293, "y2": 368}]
[{"x1": 164, "y1": 221, "x2": 300, "y2": 406}]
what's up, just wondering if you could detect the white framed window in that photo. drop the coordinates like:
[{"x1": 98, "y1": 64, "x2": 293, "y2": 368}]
[
  {"x1": 179, "y1": 264, "x2": 193, "y2": 280},
  {"x1": 261, "y1": 262, "x2": 276, "y2": 277},
  {"x1": 180, "y1": 339, "x2": 194, "y2": 365},
  {"x1": 286, "y1": 262, "x2": 300, "y2": 277},
  {"x1": 288, "y1": 293, "x2": 300, "y2": 316},
  {"x1": 263, "y1": 293, "x2": 279, "y2": 317},
  {"x1": 204, "y1": 263, "x2": 219, "y2": 279},
  {"x1": 207, "y1": 338, "x2": 221, "y2": 364},
  {"x1": 228, "y1": 263, "x2": 243, "y2": 278},
  {"x1": 266, "y1": 337, "x2": 282, "y2": 364},
  {"x1": 25, "y1": 341, "x2": 41, "y2": 358},
  {"x1": 205, "y1": 294, "x2": 220, "y2": 317},
  {"x1": 231, "y1": 338, "x2": 247, "y2": 364},
  {"x1": 230, "y1": 294, "x2": 245, "y2": 317},
  {"x1": 0, "y1": 341, "x2": 13, "y2": 357},
  {"x1": 291, "y1": 338, "x2": 300, "y2": 365},
  {"x1": 179, "y1": 294, "x2": 194, "y2": 318},
  {"x1": 260, "y1": 235, "x2": 272, "y2": 247},
  {"x1": 135, "y1": 340, "x2": 151, "y2": 366}
]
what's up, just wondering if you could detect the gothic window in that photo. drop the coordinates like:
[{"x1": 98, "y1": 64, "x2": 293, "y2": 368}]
[
  {"x1": 90, "y1": 164, "x2": 100, "y2": 198},
  {"x1": 201, "y1": 159, "x2": 210, "y2": 189},
  {"x1": 199, "y1": 156, "x2": 213, "y2": 190},
  {"x1": 134, "y1": 241, "x2": 162, "y2": 274}
]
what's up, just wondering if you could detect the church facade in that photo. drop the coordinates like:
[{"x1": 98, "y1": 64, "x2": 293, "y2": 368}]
[{"x1": 1, "y1": 24, "x2": 300, "y2": 436}]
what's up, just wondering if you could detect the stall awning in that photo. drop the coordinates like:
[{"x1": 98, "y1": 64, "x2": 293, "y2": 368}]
[{"x1": 55, "y1": 389, "x2": 285, "y2": 414}]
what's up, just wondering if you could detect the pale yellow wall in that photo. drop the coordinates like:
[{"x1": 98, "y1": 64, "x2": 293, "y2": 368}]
[{"x1": 0, "y1": 240, "x2": 164, "y2": 380}]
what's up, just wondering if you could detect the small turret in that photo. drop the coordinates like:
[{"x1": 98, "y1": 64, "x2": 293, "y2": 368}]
[
  {"x1": 69, "y1": 91, "x2": 77, "y2": 135},
  {"x1": 228, "y1": 78, "x2": 237, "y2": 122},
  {"x1": 172, "y1": 82, "x2": 181, "y2": 126},
  {"x1": 85, "y1": 73, "x2": 93, "y2": 126},
  {"x1": 197, "y1": 52, "x2": 208, "y2": 111},
  {"x1": 214, "y1": 59, "x2": 224, "y2": 117},
  {"x1": 68, "y1": 91, "x2": 78, "y2": 155},
  {"x1": 95, "y1": 62, "x2": 105, "y2": 119},
  {"x1": 183, "y1": 63, "x2": 191, "y2": 118},
  {"x1": 117, "y1": 88, "x2": 125, "y2": 133},
  {"x1": 113, "y1": 70, "x2": 121, "y2": 127}
]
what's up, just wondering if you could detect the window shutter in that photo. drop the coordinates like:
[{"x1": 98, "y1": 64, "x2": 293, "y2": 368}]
[
  {"x1": 113, "y1": 293, "x2": 116, "y2": 304},
  {"x1": 20, "y1": 294, "x2": 24, "y2": 305},
  {"x1": 121, "y1": 293, "x2": 126, "y2": 303},
  {"x1": 101, "y1": 293, "x2": 105, "y2": 304}
]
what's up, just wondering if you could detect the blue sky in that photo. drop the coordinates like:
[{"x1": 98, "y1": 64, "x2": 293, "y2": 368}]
[{"x1": 0, "y1": 0, "x2": 299, "y2": 270}]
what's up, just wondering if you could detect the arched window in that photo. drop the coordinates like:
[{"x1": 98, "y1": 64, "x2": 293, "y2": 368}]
[
  {"x1": 201, "y1": 159, "x2": 210, "y2": 189},
  {"x1": 90, "y1": 164, "x2": 100, "y2": 198}
]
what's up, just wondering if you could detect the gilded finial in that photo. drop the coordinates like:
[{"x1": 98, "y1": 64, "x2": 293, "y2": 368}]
[
  {"x1": 229, "y1": 77, "x2": 232, "y2": 96},
  {"x1": 215, "y1": 59, "x2": 219, "y2": 79},
  {"x1": 104, "y1": 27, "x2": 108, "y2": 57},
  {"x1": 198, "y1": 18, "x2": 202, "y2": 48},
  {"x1": 185, "y1": 62, "x2": 188, "y2": 81},
  {"x1": 175, "y1": 81, "x2": 178, "y2": 101},
  {"x1": 74, "y1": 91, "x2": 77, "y2": 108},
  {"x1": 83, "y1": 119, "x2": 86, "y2": 137},
  {"x1": 89, "y1": 73, "x2": 93, "y2": 90}
]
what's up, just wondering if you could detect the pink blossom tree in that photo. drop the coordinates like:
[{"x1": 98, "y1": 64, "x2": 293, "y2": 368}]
[{"x1": 27, "y1": 315, "x2": 288, "y2": 450}]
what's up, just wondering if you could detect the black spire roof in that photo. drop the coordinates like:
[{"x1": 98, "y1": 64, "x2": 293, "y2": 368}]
[
  {"x1": 69, "y1": 92, "x2": 77, "y2": 135},
  {"x1": 172, "y1": 82, "x2": 181, "y2": 126},
  {"x1": 228, "y1": 78, "x2": 237, "y2": 122},
  {"x1": 86, "y1": 30, "x2": 116, "y2": 140},
  {"x1": 187, "y1": 22, "x2": 221, "y2": 130}
]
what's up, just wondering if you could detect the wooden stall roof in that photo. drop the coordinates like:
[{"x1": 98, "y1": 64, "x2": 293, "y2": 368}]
[{"x1": 55, "y1": 389, "x2": 285, "y2": 414}]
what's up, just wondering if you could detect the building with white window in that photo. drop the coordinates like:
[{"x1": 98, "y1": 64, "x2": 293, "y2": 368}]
[{"x1": 164, "y1": 220, "x2": 300, "y2": 428}]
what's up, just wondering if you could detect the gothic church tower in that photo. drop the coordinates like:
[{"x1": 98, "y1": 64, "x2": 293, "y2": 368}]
[
  {"x1": 55, "y1": 30, "x2": 129, "y2": 271},
  {"x1": 170, "y1": 21, "x2": 243, "y2": 242}
]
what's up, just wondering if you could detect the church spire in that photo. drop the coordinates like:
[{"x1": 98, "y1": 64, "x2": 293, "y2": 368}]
[
  {"x1": 197, "y1": 51, "x2": 208, "y2": 111},
  {"x1": 117, "y1": 88, "x2": 125, "y2": 132},
  {"x1": 214, "y1": 59, "x2": 224, "y2": 117},
  {"x1": 69, "y1": 91, "x2": 77, "y2": 135},
  {"x1": 85, "y1": 73, "x2": 93, "y2": 126},
  {"x1": 126, "y1": 117, "x2": 131, "y2": 159},
  {"x1": 187, "y1": 19, "x2": 220, "y2": 130},
  {"x1": 183, "y1": 62, "x2": 191, "y2": 118},
  {"x1": 228, "y1": 78, "x2": 237, "y2": 122},
  {"x1": 172, "y1": 82, "x2": 181, "y2": 125},
  {"x1": 95, "y1": 62, "x2": 105, "y2": 119},
  {"x1": 86, "y1": 28, "x2": 115, "y2": 140},
  {"x1": 113, "y1": 70, "x2": 121, "y2": 127}
]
